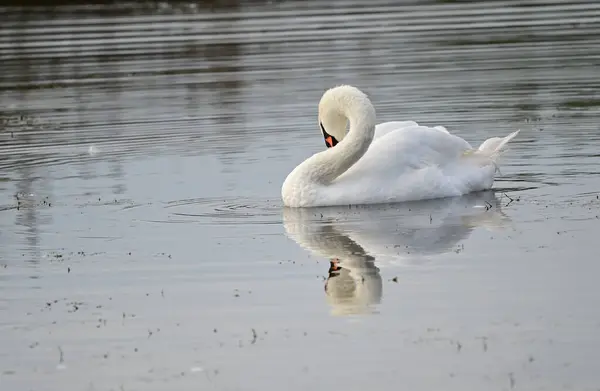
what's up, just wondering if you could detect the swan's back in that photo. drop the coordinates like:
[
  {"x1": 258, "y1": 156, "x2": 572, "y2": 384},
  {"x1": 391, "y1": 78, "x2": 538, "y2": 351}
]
[{"x1": 374, "y1": 121, "x2": 450, "y2": 140}]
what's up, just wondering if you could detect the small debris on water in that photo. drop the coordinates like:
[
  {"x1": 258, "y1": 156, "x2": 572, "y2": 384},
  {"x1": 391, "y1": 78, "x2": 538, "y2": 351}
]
[
  {"x1": 56, "y1": 346, "x2": 66, "y2": 369},
  {"x1": 88, "y1": 145, "x2": 99, "y2": 156}
]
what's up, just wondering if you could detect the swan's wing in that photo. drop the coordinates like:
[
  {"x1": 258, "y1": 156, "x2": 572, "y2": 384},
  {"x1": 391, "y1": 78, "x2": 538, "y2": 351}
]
[
  {"x1": 344, "y1": 124, "x2": 473, "y2": 179},
  {"x1": 318, "y1": 124, "x2": 494, "y2": 206}
]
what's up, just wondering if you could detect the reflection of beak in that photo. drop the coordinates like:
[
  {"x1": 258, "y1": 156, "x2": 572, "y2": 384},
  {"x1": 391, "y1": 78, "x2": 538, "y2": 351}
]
[
  {"x1": 329, "y1": 258, "x2": 341, "y2": 271},
  {"x1": 324, "y1": 259, "x2": 342, "y2": 292}
]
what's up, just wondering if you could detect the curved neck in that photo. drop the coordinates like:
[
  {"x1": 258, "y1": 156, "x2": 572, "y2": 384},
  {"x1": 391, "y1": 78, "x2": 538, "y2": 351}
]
[{"x1": 303, "y1": 99, "x2": 376, "y2": 184}]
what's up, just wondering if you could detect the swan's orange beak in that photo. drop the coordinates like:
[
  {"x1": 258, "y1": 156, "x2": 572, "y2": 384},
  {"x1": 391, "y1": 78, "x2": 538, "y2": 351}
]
[
  {"x1": 325, "y1": 136, "x2": 334, "y2": 148},
  {"x1": 320, "y1": 122, "x2": 339, "y2": 148}
]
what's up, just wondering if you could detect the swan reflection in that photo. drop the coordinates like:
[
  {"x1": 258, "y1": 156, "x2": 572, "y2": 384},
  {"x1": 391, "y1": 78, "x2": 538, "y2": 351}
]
[{"x1": 282, "y1": 191, "x2": 510, "y2": 315}]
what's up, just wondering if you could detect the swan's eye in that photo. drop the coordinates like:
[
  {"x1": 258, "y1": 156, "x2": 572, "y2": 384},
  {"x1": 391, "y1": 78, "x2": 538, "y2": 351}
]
[{"x1": 320, "y1": 122, "x2": 338, "y2": 148}]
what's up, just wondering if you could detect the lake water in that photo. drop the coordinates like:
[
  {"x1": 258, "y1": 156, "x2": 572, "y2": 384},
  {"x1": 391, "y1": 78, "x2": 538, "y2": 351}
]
[{"x1": 1, "y1": 1, "x2": 600, "y2": 390}]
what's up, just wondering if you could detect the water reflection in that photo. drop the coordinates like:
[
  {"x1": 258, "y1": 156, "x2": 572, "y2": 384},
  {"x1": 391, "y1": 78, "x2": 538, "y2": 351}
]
[{"x1": 282, "y1": 191, "x2": 510, "y2": 315}]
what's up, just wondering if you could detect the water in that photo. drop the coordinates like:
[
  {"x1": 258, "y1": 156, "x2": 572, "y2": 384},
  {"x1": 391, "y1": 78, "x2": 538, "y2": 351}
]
[{"x1": 1, "y1": 1, "x2": 600, "y2": 390}]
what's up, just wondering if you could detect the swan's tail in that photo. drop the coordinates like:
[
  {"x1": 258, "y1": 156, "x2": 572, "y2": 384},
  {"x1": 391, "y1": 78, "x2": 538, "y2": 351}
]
[
  {"x1": 462, "y1": 130, "x2": 520, "y2": 173},
  {"x1": 476, "y1": 130, "x2": 520, "y2": 159}
]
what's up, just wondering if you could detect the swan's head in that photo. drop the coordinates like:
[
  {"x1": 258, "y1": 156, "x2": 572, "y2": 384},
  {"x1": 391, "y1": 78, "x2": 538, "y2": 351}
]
[
  {"x1": 324, "y1": 258, "x2": 383, "y2": 316},
  {"x1": 318, "y1": 85, "x2": 372, "y2": 149}
]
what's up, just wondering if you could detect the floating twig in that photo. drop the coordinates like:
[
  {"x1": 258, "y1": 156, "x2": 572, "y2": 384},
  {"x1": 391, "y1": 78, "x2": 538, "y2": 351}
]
[{"x1": 509, "y1": 372, "x2": 516, "y2": 389}]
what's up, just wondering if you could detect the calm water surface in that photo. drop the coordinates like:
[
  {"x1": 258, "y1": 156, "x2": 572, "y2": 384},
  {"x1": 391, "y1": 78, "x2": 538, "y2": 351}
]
[{"x1": 1, "y1": 1, "x2": 600, "y2": 390}]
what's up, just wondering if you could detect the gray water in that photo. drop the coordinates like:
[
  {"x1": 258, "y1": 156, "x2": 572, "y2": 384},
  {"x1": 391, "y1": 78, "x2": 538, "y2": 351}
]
[{"x1": 1, "y1": 1, "x2": 600, "y2": 390}]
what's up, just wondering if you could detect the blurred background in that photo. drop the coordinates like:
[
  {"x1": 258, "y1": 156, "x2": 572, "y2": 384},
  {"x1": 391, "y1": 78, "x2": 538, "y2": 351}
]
[{"x1": 1, "y1": 1, "x2": 600, "y2": 390}]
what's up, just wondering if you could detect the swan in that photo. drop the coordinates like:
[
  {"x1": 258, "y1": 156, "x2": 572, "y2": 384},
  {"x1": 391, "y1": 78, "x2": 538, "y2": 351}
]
[{"x1": 281, "y1": 85, "x2": 520, "y2": 208}]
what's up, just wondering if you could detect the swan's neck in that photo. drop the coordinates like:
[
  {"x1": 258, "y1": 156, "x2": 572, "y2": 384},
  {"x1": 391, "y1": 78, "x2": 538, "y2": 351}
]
[{"x1": 301, "y1": 100, "x2": 376, "y2": 184}]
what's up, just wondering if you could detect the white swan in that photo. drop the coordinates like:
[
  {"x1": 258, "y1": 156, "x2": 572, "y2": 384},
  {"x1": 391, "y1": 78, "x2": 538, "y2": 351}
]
[{"x1": 281, "y1": 85, "x2": 520, "y2": 208}]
